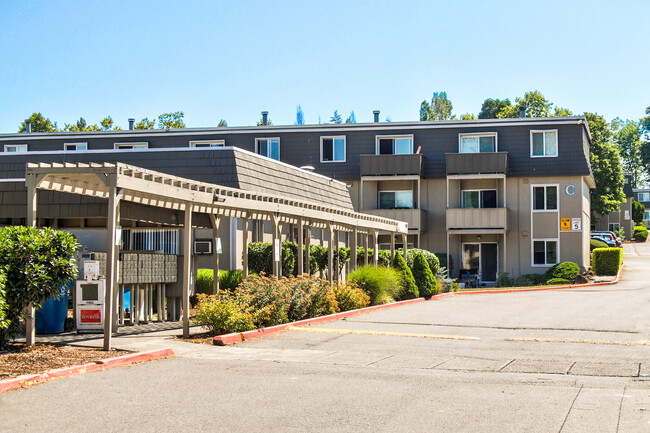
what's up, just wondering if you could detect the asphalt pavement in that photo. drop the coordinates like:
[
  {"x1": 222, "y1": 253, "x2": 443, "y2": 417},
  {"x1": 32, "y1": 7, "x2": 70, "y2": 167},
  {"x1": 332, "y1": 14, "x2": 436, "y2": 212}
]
[{"x1": 1, "y1": 243, "x2": 649, "y2": 432}]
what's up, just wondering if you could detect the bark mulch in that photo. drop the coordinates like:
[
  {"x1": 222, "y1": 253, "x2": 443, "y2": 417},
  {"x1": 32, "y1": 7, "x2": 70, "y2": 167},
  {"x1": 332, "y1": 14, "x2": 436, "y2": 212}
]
[
  {"x1": 174, "y1": 332, "x2": 214, "y2": 345},
  {"x1": 0, "y1": 343, "x2": 126, "y2": 379}
]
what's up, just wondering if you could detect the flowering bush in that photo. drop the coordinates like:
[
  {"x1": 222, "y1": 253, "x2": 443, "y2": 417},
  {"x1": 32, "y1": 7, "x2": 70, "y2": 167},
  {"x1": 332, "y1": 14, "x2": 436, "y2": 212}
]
[
  {"x1": 194, "y1": 294, "x2": 256, "y2": 335},
  {"x1": 334, "y1": 281, "x2": 370, "y2": 311}
]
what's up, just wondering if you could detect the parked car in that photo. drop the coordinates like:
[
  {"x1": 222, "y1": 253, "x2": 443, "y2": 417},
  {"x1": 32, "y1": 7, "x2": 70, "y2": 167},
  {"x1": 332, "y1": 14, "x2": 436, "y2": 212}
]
[
  {"x1": 591, "y1": 233, "x2": 617, "y2": 248},
  {"x1": 592, "y1": 231, "x2": 622, "y2": 247}
]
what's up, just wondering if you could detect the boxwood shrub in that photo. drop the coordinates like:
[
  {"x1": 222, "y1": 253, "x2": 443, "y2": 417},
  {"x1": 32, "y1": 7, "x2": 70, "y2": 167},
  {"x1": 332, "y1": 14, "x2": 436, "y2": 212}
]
[
  {"x1": 513, "y1": 273, "x2": 547, "y2": 287},
  {"x1": 544, "y1": 261, "x2": 580, "y2": 281},
  {"x1": 546, "y1": 278, "x2": 571, "y2": 285},
  {"x1": 392, "y1": 253, "x2": 419, "y2": 300},
  {"x1": 590, "y1": 238, "x2": 608, "y2": 250},
  {"x1": 633, "y1": 224, "x2": 648, "y2": 242},
  {"x1": 592, "y1": 247, "x2": 623, "y2": 276},
  {"x1": 411, "y1": 253, "x2": 438, "y2": 297}
]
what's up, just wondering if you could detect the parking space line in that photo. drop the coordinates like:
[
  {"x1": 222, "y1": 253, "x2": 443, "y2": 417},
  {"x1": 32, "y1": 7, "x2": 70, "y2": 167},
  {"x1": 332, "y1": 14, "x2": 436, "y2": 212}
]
[
  {"x1": 507, "y1": 337, "x2": 650, "y2": 346},
  {"x1": 287, "y1": 326, "x2": 480, "y2": 340}
]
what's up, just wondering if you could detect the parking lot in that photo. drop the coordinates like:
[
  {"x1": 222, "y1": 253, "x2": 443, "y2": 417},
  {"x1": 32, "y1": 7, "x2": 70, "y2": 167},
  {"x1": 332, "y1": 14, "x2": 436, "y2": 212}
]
[{"x1": 1, "y1": 243, "x2": 648, "y2": 432}]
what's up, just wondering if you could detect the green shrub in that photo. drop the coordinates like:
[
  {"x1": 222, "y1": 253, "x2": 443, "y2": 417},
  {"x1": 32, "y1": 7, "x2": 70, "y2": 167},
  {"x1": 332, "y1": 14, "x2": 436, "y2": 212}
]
[
  {"x1": 0, "y1": 227, "x2": 79, "y2": 347},
  {"x1": 590, "y1": 238, "x2": 608, "y2": 250},
  {"x1": 347, "y1": 265, "x2": 402, "y2": 305},
  {"x1": 633, "y1": 200, "x2": 645, "y2": 224},
  {"x1": 194, "y1": 294, "x2": 255, "y2": 335},
  {"x1": 546, "y1": 278, "x2": 571, "y2": 285},
  {"x1": 333, "y1": 281, "x2": 371, "y2": 311},
  {"x1": 513, "y1": 273, "x2": 547, "y2": 287},
  {"x1": 220, "y1": 270, "x2": 244, "y2": 292},
  {"x1": 356, "y1": 247, "x2": 391, "y2": 267},
  {"x1": 411, "y1": 253, "x2": 438, "y2": 297},
  {"x1": 436, "y1": 267, "x2": 456, "y2": 292},
  {"x1": 592, "y1": 247, "x2": 623, "y2": 276},
  {"x1": 544, "y1": 261, "x2": 580, "y2": 281},
  {"x1": 434, "y1": 252, "x2": 454, "y2": 272},
  {"x1": 306, "y1": 281, "x2": 339, "y2": 318},
  {"x1": 392, "y1": 253, "x2": 419, "y2": 300},
  {"x1": 401, "y1": 248, "x2": 440, "y2": 275},
  {"x1": 195, "y1": 268, "x2": 215, "y2": 296},
  {"x1": 634, "y1": 224, "x2": 648, "y2": 242},
  {"x1": 234, "y1": 274, "x2": 291, "y2": 327},
  {"x1": 0, "y1": 270, "x2": 7, "y2": 331},
  {"x1": 496, "y1": 272, "x2": 513, "y2": 288},
  {"x1": 247, "y1": 242, "x2": 295, "y2": 276}
]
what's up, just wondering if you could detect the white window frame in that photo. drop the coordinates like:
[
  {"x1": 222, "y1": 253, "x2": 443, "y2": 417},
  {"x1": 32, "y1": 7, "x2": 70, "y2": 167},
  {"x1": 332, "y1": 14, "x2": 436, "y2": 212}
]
[
  {"x1": 320, "y1": 136, "x2": 346, "y2": 163},
  {"x1": 531, "y1": 238, "x2": 559, "y2": 267},
  {"x1": 4, "y1": 144, "x2": 28, "y2": 153},
  {"x1": 530, "y1": 129, "x2": 558, "y2": 158},
  {"x1": 189, "y1": 140, "x2": 225, "y2": 148},
  {"x1": 375, "y1": 134, "x2": 414, "y2": 155},
  {"x1": 644, "y1": 210, "x2": 650, "y2": 220},
  {"x1": 638, "y1": 192, "x2": 650, "y2": 202},
  {"x1": 461, "y1": 188, "x2": 498, "y2": 209},
  {"x1": 458, "y1": 132, "x2": 498, "y2": 153},
  {"x1": 531, "y1": 184, "x2": 559, "y2": 212},
  {"x1": 378, "y1": 190, "x2": 414, "y2": 210},
  {"x1": 114, "y1": 142, "x2": 149, "y2": 150},
  {"x1": 608, "y1": 223, "x2": 620, "y2": 232},
  {"x1": 255, "y1": 137, "x2": 280, "y2": 160},
  {"x1": 64, "y1": 142, "x2": 88, "y2": 151}
]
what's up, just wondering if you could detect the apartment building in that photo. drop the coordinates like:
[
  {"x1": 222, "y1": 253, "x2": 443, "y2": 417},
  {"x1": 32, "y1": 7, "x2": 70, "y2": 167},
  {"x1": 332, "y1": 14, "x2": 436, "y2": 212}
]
[
  {"x1": 0, "y1": 115, "x2": 595, "y2": 282},
  {"x1": 633, "y1": 187, "x2": 650, "y2": 226},
  {"x1": 593, "y1": 174, "x2": 634, "y2": 236}
]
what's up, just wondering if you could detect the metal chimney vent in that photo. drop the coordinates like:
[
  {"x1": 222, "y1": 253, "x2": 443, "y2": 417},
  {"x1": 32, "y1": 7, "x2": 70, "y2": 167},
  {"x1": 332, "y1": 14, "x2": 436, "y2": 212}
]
[
  {"x1": 261, "y1": 111, "x2": 268, "y2": 126},
  {"x1": 128, "y1": 118, "x2": 135, "y2": 130},
  {"x1": 373, "y1": 110, "x2": 380, "y2": 123}
]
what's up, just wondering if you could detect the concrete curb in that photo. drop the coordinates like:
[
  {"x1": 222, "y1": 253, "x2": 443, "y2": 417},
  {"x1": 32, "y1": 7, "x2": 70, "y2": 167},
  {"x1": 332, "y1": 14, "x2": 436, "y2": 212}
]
[
  {"x1": 213, "y1": 298, "x2": 426, "y2": 346},
  {"x1": 0, "y1": 347, "x2": 175, "y2": 394}
]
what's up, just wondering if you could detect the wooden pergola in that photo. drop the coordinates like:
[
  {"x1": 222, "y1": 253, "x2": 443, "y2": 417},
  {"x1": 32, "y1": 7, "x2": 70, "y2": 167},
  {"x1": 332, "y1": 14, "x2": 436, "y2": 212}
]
[{"x1": 24, "y1": 162, "x2": 408, "y2": 350}]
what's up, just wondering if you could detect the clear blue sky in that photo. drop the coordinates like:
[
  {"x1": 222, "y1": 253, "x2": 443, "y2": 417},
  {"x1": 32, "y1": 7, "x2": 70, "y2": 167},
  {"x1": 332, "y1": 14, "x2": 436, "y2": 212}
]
[{"x1": 1, "y1": 0, "x2": 648, "y2": 132}]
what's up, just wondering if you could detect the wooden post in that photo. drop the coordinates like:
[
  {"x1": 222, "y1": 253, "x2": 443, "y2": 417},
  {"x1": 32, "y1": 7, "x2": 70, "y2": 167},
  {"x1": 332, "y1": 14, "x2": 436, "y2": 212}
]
[
  {"x1": 327, "y1": 222, "x2": 334, "y2": 284},
  {"x1": 334, "y1": 229, "x2": 339, "y2": 282},
  {"x1": 242, "y1": 217, "x2": 249, "y2": 278},
  {"x1": 305, "y1": 225, "x2": 311, "y2": 275},
  {"x1": 350, "y1": 227, "x2": 358, "y2": 272},
  {"x1": 149, "y1": 284, "x2": 154, "y2": 321},
  {"x1": 372, "y1": 229, "x2": 378, "y2": 266},
  {"x1": 25, "y1": 173, "x2": 38, "y2": 346},
  {"x1": 182, "y1": 202, "x2": 192, "y2": 338},
  {"x1": 364, "y1": 232, "x2": 369, "y2": 266},
  {"x1": 129, "y1": 285, "x2": 135, "y2": 325},
  {"x1": 270, "y1": 213, "x2": 279, "y2": 279},
  {"x1": 402, "y1": 233, "x2": 408, "y2": 262},
  {"x1": 103, "y1": 177, "x2": 120, "y2": 351},
  {"x1": 209, "y1": 214, "x2": 220, "y2": 294},
  {"x1": 390, "y1": 233, "x2": 395, "y2": 262},
  {"x1": 297, "y1": 218, "x2": 304, "y2": 276},
  {"x1": 119, "y1": 286, "x2": 125, "y2": 326}
]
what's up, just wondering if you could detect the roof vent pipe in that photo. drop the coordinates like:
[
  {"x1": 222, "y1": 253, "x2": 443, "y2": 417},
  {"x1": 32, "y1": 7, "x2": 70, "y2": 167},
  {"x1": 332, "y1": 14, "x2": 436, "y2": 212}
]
[
  {"x1": 128, "y1": 118, "x2": 135, "y2": 130},
  {"x1": 373, "y1": 110, "x2": 380, "y2": 123},
  {"x1": 261, "y1": 111, "x2": 268, "y2": 126},
  {"x1": 25, "y1": 119, "x2": 31, "y2": 133},
  {"x1": 519, "y1": 107, "x2": 526, "y2": 118}
]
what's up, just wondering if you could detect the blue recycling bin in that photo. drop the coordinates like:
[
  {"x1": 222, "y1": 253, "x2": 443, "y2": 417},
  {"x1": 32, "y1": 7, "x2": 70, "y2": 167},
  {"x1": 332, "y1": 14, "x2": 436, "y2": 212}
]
[{"x1": 35, "y1": 283, "x2": 71, "y2": 334}]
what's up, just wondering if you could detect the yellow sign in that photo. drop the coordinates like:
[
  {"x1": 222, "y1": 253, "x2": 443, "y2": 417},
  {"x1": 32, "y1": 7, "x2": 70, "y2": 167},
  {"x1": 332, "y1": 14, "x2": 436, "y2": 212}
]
[{"x1": 560, "y1": 218, "x2": 571, "y2": 231}]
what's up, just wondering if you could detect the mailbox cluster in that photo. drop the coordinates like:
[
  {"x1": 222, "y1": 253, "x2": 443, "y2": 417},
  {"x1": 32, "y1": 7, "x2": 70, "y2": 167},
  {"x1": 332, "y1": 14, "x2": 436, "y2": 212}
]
[{"x1": 119, "y1": 252, "x2": 178, "y2": 284}]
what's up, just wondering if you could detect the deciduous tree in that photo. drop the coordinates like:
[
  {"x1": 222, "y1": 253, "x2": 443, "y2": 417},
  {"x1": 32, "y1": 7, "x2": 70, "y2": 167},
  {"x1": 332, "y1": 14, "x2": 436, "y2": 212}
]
[
  {"x1": 158, "y1": 111, "x2": 186, "y2": 129},
  {"x1": 612, "y1": 119, "x2": 643, "y2": 187},
  {"x1": 420, "y1": 92, "x2": 454, "y2": 121},
  {"x1": 478, "y1": 98, "x2": 511, "y2": 119},
  {"x1": 498, "y1": 90, "x2": 552, "y2": 118},
  {"x1": 18, "y1": 113, "x2": 58, "y2": 132},
  {"x1": 134, "y1": 117, "x2": 156, "y2": 130}
]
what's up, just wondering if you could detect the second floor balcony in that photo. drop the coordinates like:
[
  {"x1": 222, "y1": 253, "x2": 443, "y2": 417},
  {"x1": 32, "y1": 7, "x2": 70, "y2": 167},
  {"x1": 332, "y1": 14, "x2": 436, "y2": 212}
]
[
  {"x1": 363, "y1": 208, "x2": 427, "y2": 233},
  {"x1": 446, "y1": 207, "x2": 508, "y2": 231},
  {"x1": 446, "y1": 152, "x2": 509, "y2": 176},
  {"x1": 360, "y1": 153, "x2": 424, "y2": 177}
]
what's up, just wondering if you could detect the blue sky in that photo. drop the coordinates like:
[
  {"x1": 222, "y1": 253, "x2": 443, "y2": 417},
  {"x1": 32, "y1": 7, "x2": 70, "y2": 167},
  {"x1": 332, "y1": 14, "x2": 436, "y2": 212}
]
[{"x1": 1, "y1": 1, "x2": 648, "y2": 131}]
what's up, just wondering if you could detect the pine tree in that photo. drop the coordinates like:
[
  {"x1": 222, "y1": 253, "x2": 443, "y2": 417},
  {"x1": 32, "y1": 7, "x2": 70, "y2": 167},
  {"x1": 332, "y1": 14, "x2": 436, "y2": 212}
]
[
  {"x1": 411, "y1": 253, "x2": 438, "y2": 297},
  {"x1": 330, "y1": 110, "x2": 342, "y2": 124},
  {"x1": 392, "y1": 253, "x2": 419, "y2": 299},
  {"x1": 295, "y1": 105, "x2": 305, "y2": 125},
  {"x1": 345, "y1": 111, "x2": 356, "y2": 124}
]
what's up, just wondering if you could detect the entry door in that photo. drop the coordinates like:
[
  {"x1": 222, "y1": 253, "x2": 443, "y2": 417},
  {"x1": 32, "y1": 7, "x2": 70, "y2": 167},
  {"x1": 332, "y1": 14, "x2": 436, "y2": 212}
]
[
  {"x1": 481, "y1": 243, "x2": 498, "y2": 282},
  {"x1": 462, "y1": 244, "x2": 480, "y2": 275}
]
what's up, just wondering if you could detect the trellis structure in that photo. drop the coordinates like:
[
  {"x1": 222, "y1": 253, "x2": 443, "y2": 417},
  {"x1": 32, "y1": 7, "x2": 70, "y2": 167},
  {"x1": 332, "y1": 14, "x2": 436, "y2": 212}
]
[{"x1": 24, "y1": 162, "x2": 408, "y2": 350}]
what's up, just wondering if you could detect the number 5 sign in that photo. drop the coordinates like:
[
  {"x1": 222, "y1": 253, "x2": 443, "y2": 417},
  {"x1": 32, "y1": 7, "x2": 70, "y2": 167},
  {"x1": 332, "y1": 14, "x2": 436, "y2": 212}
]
[{"x1": 571, "y1": 218, "x2": 581, "y2": 231}]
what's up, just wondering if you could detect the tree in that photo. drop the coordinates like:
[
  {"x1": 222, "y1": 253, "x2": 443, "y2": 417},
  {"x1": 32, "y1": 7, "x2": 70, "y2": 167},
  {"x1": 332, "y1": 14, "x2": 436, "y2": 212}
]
[
  {"x1": 295, "y1": 105, "x2": 305, "y2": 125},
  {"x1": 420, "y1": 91, "x2": 454, "y2": 121},
  {"x1": 478, "y1": 98, "x2": 511, "y2": 119},
  {"x1": 134, "y1": 117, "x2": 156, "y2": 130},
  {"x1": 330, "y1": 110, "x2": 342, "y2": 124},
  {"x1": 218, "y1": 119, "x2": 228, "y2": 127},
  {"x1": 391, "y1": 253, "x2": 419, "y2": 300},
  {"x1": 613, "y1": 119, "x2": 643, "y2": 187},
  {"x1": 498, "y1": 91, "x2": 552, "y2": 118},
  {"x1": 460, "y1": 113, "x2": 476, "y2": 120},
  {"x1": 158, "y1": 111, "x2": 186, "y2": 129},
  {"x1": 18, "y1": 113, "x2": 58, "y2": 132},
  {"x1": 554, "y1": 107, "x2": 573, "y2": 117},
  {"x1": 411, "y1": 253, "x2": 438, "y2": 297},
  {"x1": 585, "y1": 112, "x2": 626, "y2": 216},
  {"x1": 345, "y1": 111, "x2": 356, "y2": 124},
  {"x1": 100, "y1": 116, "x2": 121, "y2": 130},
  {"x1": 633, "y1": 201, "x2": 645, "y2": 224},
  {"x1": 63, "y1": 117, "x2": 101, "y2": 132}
]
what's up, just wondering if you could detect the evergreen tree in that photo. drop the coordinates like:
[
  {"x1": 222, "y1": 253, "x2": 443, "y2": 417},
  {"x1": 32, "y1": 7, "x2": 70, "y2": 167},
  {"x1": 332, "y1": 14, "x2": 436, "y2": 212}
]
[
  {"x1": 345, "y1": 111, "x2": 356, "y2": 124},
  {"x1": 633, "y1": 201, "x2": 645, "y2": 224},
  {"x1": 295, "y1": 105, "x2": 305, "y2": 125},
  {"x1": 18, "y1": 113, "x2": 58, "y2": 132},
  {"x1": 411, "y1": 253, "x2": 438, "y2": 297},
  {"x1": 391, "y1": 253, "x2": 419, "y2": 299},
  {"x1": 420, "y1": 92, "x2": 454, "y2": 121},
  {"x1": 330, "y1": 109, "x2": 342, "y2": 124},
  {"x1": 218, "y1": 119, "x2": 227, "y2": 127},
  {"x1": 478, "y1": 98, "x2": 511, "y2": 119}
]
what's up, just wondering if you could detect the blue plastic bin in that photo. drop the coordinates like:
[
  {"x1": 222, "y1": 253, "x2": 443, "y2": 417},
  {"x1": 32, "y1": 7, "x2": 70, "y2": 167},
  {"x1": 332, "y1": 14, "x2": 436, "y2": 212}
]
[{"x1": 35, "y1": 283, "x2": 71, "y2": 334}]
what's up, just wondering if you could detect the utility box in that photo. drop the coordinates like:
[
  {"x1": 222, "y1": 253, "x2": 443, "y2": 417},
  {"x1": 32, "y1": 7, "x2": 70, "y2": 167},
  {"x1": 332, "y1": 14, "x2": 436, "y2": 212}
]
[{"x1": 75, "y1": 279, "x2": 106, "y2": 333}]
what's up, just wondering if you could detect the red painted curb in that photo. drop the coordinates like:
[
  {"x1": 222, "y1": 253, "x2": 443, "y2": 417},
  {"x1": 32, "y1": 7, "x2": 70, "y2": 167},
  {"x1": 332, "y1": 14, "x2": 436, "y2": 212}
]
[
  {"x1": 0, "y1": 347, "x2": 176, "y2": 394},
  {"x1": 213, "y1": 298, "x2": 426, "y2": 346}
]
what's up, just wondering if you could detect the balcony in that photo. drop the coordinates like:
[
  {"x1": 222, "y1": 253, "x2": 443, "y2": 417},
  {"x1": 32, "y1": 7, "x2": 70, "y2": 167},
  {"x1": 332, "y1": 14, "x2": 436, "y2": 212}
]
[
  {"x1": 360, "y1": 154, "x2": 424, "y2": 177},
  {"x1": 363, "y1": 208, "x2": 427, "y2": 233},
  {"x1": 446, "y1": 208, "x2": 508, "y2": 231},
  {"x1": 446, "y1": 152, "x2": 509, "y2": 175}
]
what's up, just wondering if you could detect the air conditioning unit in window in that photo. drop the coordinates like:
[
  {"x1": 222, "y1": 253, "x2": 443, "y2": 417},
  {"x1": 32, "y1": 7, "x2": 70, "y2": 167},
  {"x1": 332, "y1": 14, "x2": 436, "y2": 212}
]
[{"x1": 193, "y1": 240, "x2": 212, "y2": 255}]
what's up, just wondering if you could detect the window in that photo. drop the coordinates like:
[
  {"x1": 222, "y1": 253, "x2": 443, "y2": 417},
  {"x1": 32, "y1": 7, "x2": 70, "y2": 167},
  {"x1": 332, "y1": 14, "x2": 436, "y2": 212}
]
[
  {"x1": 608, "y1": 223, "x2": 620, "y2": 232},
  {"x1": 462, "y1": 190, "x2": 497, "y2": 208},
  {"x1": 255, "y1": 138, "x2": 280, "y2": 160},
  {"x1": 531, "y1": 130, "x2": 558, "y2": 157},
  {"x1": 4, "y1": 144, "x2": 27, "y2": 152},
  {"x1": 459, "y1": 134, "x2": 496, "y2": 153},
  {"x1": 376, "y1": 135, "x2": 413, "y2": 155},
  {"x1": 379, "y1": 191, "x2": 413, "y2": 209},
  {"x1": 190, "y1": 140, "x2": 225, "y2": 148},
  {"x1": 638, "y1": 192, "x2": 650, "y2": 202},
  {"x1": 533, "y1": 185, "x2": 558, "y2": 211},
  {"x1": 320, "y1": 136, "x2": 346, "y2": 162},
  {"x1": 644, "y1": 210, "x2": 650, "y2": 220},
  {"x1": 115, "y1": 142, "x2": 148, "y2": 150},
  {"x1": 64, "y1": 142, "x2": 88, "y2": 151},
  {"x1": 533, "y1": 240, "x2": 558, "y2": 266}
]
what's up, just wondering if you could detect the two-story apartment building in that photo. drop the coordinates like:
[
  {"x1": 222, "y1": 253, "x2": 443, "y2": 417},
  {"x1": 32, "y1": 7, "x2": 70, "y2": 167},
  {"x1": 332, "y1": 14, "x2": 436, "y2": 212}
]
[
  {"x1": 633, "y1": 188, "x2": 650, "y2": 226},
  {"x1": 0, "y1": 115, "x2": 595, "y2": 282}
]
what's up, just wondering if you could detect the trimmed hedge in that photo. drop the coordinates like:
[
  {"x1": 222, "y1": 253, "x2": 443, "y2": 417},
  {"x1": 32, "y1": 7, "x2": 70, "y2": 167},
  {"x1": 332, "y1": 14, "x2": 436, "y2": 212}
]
[
  {"x1": 401, "y1": 248, "x2": 440, "y2": 276},
  {"x1": 356, "y1": 247, "x2": 391, "y2": 267},
  {"x1": 633, "y1": 224, "x2": 648, "y2": 242},
  {"x1": 546, "y1": 278, "x2": 571, "y2": 285},
  {"x1": 411, "y1": 253, "x2": 438, "y2": 297},
  {"x1": 544, "y1": 262, "x2": 580, "y2": 281},
  {"x1": 592, "y1": 247, "x2": 623, "y2": 276},
  {"x1": 247, "y1": 242, "x2": 295, "y2": 276},
  {"x1": 513, "y1": 273, "x2": 547, "y2": 287},
  {"x1": 590, "y1": 238, "x2": 608, "y2": 250}
]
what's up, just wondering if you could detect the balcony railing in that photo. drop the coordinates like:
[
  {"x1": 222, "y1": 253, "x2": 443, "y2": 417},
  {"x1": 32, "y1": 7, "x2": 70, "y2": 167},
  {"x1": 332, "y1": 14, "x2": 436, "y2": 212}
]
[
  {"x1": 446, "y1": 208, "x2": 508, "y2": 230},
  {"x1": 446, "y1": 152, "x2": 509, "y2": 175},
  {"x1": 362, "y1": 208, "x2": 427, "y2": 233},
  {"x1": 360, "y1": 154, "x2": 424, "y2": 177}
]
